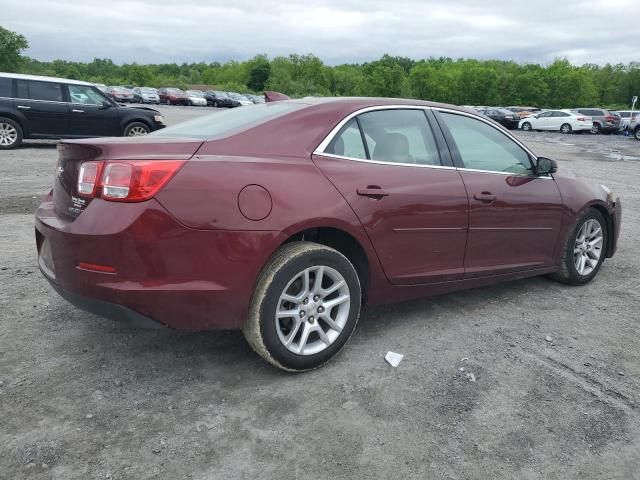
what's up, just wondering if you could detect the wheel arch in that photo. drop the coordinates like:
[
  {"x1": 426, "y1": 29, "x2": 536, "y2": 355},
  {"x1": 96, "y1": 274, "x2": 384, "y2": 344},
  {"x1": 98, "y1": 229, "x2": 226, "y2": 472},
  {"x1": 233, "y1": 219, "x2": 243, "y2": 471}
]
[
  {"x1": 588, "y1": 203, "x2": 615, "y2": 257},
  {"x1": 277, "y1": 225, "x2": 373, "y2": 305},
  {"x1": 0, "y1": 111, "x2": 28, "y2": 136},
  {"x1": 120, "y1": 117, "x2": 153, "y2": 134}
]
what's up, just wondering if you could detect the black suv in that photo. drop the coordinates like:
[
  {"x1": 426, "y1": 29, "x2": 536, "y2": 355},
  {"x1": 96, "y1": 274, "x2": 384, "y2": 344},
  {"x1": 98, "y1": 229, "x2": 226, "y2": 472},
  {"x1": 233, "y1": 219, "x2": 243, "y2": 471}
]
[{"x1": 0, "y1": 73, "x2": 166, "y2": 149}]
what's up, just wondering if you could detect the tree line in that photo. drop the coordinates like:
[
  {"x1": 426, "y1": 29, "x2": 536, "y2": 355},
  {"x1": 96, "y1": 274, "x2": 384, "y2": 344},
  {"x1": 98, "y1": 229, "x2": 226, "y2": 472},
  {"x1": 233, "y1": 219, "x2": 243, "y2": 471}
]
[{"x1": 1, "y1": 26, "x2": 639, "y2": 108}]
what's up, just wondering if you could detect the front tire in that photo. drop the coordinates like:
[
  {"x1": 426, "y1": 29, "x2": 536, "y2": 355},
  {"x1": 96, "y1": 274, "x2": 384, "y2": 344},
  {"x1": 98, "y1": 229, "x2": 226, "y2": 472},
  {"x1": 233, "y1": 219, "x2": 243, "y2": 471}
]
[
  {"x1": 590, "y1": 123, "x2": 601, "y2": 134},
  {"x1": 560, "y1": 123, "x2": 572, "y2": 134},
  {"x1": 0, "y1": 117, "x2": 23, "y2": 149},
  {"x1": 521, "y1": 122, "x2": 532, "y2": 131},
  {"x1": 550, "y1": 209, "x2": 607, "y2": 285},
  {"x1": 634, "y1": 127, "x2": 640, "y2": 141},
  {"x1": 244, "y1": 242, "x2": 361, "y2": 372},
  {"x1": 123, "y1": 122, "x2": 150, "y2": 137}
]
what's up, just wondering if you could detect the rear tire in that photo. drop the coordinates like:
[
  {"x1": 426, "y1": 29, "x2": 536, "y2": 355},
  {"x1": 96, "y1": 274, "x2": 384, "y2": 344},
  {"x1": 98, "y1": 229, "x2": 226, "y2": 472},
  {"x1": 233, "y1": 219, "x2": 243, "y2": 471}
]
[
  {"x1": 550, "y1": 209, "x2": 607, "y2": 286},
  {"x1": 521, "y1": 122, "x2": 532, "y2": 131},
  {"x1": 243, "y1": 242, "x2": 361, "y2": 372},
  {"x1": 634, "y1": 127, "x2": 640, "y2": 141},
  {"x1": 123, "y1": 122, "x2": 150, "y2": 137},
  {"x1": 0, "y1": 117, "x2": 23, "y2": 150},
  {"x1": 560, "y1": 123, "x2": 572, "y2": 134}
]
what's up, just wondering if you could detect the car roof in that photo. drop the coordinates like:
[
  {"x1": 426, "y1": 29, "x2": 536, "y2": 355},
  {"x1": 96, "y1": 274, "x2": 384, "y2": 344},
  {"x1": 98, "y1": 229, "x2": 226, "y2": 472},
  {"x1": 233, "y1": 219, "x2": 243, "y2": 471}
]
[
  {"x1": 0, "y1": 72, "x2": 95, "y2": 86},
  {"x1": 272, "y1": 96, "x2": 478, "y2": 116}
]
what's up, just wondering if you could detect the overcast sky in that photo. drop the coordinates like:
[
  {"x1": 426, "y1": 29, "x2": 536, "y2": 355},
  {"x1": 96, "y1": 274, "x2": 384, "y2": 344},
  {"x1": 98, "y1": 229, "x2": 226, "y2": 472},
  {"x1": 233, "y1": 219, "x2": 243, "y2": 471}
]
[{"x1": 1, "y1": 0, "x2": 637, "y2": 66}]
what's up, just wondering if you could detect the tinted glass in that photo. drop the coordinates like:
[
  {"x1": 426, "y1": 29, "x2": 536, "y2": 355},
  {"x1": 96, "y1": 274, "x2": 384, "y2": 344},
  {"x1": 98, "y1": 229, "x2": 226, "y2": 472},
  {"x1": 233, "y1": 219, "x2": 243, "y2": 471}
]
[
  {"x1": 28, "y1": 81, "x2": 63, "y2": 102},
  {"x1": 16, "y1": 80, "x2": 29, "y2": 99},
  {"x1": 0, "y1": 77, "x2": 12, "y2": 97},
  {"x1": 440, "y1": 112, "x2": 532, "y2": 174},
  {"x1": 538, "y1": 112, "x2": 552, "y2": 118},
  {"x1": 153, "y1": 102, "x2": 306, "y2": 140},
  {"x1": 325, "y1": 119, "x2": 366, "y2": 159},
  {"x1": 358, "y1": 109, "x2": 440, "y2": 166}
]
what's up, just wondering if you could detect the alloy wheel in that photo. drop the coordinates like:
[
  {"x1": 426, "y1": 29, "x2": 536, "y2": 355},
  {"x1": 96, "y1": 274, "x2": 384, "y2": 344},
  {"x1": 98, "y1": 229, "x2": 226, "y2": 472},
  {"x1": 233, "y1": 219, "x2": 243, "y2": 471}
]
[
  {"x1": 573, "y1": 218, "x2": 603, "y2": 276},
  {"x1": 128, "y1": 126, "x2": 149, "y2": 136},
  {"x1": 0, "y1": 122, "x2": 18, "y2": 146},
  {"x1": 275, "y1": 265, "x2": 350, "y2": 356}
]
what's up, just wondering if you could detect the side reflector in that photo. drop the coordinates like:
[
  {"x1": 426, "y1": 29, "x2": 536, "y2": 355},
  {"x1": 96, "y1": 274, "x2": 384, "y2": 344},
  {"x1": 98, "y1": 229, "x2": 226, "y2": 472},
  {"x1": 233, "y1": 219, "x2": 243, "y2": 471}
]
[{"x1": 77, "y1": 262, "x2": 117, "y2": 274}]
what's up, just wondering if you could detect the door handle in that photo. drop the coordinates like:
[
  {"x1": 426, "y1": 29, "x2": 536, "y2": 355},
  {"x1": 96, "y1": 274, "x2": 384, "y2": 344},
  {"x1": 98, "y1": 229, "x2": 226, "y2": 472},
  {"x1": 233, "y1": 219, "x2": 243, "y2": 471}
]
[
  {"x1": 474, "y1": 191, "x2": 496, "y2": 202},
  {"x1": 72, "y1": 109, "x2": 85, "y2": 113},
  {"x1": 16, "y1": 105, "x2": 30, "y2": 110},
  {"x1": 357, "y1": 186, "x2": 389, "y2": 198}
]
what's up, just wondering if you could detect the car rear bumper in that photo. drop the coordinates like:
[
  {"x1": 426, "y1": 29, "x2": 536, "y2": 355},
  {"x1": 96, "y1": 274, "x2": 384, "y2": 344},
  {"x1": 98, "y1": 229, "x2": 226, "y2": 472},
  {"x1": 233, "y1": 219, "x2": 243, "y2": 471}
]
[{"x1": 35, "y1": 194, "x2": 280, "y2": 330}]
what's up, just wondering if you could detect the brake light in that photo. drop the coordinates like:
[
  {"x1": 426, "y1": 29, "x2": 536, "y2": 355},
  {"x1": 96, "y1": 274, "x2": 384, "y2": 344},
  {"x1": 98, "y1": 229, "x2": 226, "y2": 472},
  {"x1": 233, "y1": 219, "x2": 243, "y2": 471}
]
[
  {"x1": 77, "y1": 160, "x2": 185, "y2": 202},
  {"x1": 605, "y1": 115, "x2": 615, "y2": 121},
  {"x1": 577, "y1": 117, "x2": 588, "y2": 121},
  {"x1": 78, "y1": 161, "x2": 103, "y2": 197}
]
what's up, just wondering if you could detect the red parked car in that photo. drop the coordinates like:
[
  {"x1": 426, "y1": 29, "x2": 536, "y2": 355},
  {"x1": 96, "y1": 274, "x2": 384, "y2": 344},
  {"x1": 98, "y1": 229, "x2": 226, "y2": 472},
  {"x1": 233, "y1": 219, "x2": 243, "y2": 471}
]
[
  {"x1": 157, "y1": 88, "x2": 189, "y2": 106},
  {"x1": 35, "y1": 98, "x2": 621, "y2": 371}
]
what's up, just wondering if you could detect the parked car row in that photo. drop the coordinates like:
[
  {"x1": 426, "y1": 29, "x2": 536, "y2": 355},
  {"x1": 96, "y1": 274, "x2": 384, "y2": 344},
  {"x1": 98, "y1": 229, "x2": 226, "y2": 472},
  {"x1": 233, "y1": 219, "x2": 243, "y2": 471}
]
[
  {"x1": 101, "y1": 85, "x2": 265, "y2": 108},
  {"x1": 470, "y1": 105, "x2": 624, "y2": 135}
]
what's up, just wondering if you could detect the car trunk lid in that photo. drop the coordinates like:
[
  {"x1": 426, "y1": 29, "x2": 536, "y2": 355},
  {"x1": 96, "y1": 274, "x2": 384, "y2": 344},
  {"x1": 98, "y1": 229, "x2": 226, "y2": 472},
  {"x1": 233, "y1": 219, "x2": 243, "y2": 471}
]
[{"x1": 53, "y1": 136, "x2": 203, "y2": 220}]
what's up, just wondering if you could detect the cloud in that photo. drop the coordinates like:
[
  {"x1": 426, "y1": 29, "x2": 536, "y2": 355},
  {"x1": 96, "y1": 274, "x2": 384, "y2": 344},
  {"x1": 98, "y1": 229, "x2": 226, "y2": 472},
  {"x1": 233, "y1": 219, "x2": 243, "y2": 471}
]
[{"x1": 1, "y1": 0, "x2": 637, "y2": 65}]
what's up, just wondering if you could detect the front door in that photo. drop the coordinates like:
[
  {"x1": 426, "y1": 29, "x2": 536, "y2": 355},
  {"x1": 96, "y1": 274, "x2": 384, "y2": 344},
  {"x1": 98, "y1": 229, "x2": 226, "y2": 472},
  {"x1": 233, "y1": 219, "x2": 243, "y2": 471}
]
[
  {"x1": 313, "y1": 108, "x2": 468, "y2": 285},
  {"x1": 435, "y1": 110, "x2": 564, "y2": 277},
  {"x1": 66, "y1": 84, "x2": 119, "y2": 137}
]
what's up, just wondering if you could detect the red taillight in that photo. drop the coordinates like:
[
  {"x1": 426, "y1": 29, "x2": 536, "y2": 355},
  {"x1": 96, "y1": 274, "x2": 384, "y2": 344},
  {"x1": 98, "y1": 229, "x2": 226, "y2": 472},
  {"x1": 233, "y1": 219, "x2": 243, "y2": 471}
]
[
  {"x1": 605, "y1": 115, "x2": 615, "y2": 121},
  {"x1": 77, "y1": 160, "x2": 185, "y2": 202},
  {"x1": 78, "y1": 161, "x2": 103, "y2": 197},
  {"x1": 577, "y1": 117, "x2": 587, "y2": 121}
]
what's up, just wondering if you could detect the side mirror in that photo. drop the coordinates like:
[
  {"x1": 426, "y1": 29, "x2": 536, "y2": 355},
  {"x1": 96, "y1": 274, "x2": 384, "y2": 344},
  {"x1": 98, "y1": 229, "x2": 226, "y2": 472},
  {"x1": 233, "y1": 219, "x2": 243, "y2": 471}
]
[
  {"x1": 535, "y1": 157, "x2": 557, "y2": 175},
  {"x1": 100, "y1": 100, "x2": 112, "y2": 110}
]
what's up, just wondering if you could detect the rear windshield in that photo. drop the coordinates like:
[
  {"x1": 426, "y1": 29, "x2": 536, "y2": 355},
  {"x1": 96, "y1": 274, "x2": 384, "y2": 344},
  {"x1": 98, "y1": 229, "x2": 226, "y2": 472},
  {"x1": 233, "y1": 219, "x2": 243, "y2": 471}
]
[{"x1": 152, "y1": 102, "x2": 307, "y2": 140}]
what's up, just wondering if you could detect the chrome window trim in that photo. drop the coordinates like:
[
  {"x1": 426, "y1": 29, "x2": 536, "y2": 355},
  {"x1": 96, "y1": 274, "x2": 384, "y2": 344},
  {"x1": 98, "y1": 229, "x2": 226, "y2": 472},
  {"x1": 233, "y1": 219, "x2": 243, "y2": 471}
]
[
  {"x1": 312, "y1": 104, "x2": 547, "y2": 175},
  {"x1": 313, "y1": 104, "x2": 435, "y2": 155},
  {"x1": 316, "y1": 151, "x2": 457, "y2": 170},
  {"x1": 8, "y1": 97, "x2": 69, "y2": 105}
]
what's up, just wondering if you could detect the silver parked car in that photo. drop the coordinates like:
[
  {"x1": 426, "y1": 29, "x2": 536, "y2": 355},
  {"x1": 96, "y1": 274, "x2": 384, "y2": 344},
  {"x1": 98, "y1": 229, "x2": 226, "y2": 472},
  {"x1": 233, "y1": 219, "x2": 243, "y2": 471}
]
[{"x1": 573, "y1": 108, "x2": 622, "y2": 134}]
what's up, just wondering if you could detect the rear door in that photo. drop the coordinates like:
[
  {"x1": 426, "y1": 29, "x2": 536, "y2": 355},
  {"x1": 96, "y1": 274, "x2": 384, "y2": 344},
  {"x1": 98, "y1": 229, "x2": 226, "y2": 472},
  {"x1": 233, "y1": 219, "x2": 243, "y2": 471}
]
[
  {"x1": 533, "y1": 111, "x2": 554, "y2": 130},
  {"x1": 66, "y1": 84, "x2": 119, "y2": 137},
  {"x1": 14, "y1": 79, "x2": 68, "y2": 136},
  {"x1": 435, "y1": 110, "x2": 564, "y2": 277},
  {"x1": 313, "y1": 108, "x2": 469, "y2": 285}
]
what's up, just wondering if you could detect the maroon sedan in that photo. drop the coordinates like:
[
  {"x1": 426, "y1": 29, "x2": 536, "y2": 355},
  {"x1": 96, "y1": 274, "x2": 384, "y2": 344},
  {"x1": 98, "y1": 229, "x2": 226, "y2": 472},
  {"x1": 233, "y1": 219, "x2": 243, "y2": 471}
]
[
  {"x1": 157, "y1": 88, "x2": 189, "y2": 106},
  {"x1": 35, "y1": 98, "x2": 621, "y2": 371}
]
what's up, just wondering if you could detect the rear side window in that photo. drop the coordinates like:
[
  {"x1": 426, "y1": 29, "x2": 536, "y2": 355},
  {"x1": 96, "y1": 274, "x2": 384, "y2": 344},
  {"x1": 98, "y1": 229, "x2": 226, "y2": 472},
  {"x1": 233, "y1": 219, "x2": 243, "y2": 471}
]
[
  {"x1": 152, "y1": 102, "x2": 306, "y2": 140},
  {"x1": 357, "y1": 109, "x2": 441, "y2": 166},
  {"x1": 326, "y1": 119, "x2": 367, "y2": 159},
  {"x1": 16, "y1": 80, "x2": 63, "y2": 102},
  {"x1": 0, "y1": 77, "x2": 12, "y2": 97}
]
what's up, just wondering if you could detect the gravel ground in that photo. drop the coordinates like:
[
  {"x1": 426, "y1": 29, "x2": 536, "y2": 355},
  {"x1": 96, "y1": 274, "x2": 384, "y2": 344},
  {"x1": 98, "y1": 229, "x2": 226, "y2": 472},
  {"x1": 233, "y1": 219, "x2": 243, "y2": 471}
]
[{"x1": 0, "y1": 108, "x2": 639, "y2": 479}]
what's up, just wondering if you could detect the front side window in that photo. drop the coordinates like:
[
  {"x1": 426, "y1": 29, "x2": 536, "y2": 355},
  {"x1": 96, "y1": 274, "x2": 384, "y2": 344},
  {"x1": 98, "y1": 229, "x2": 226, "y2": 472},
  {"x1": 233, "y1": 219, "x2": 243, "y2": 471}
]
[
  {"x1": 358, "y1": 109, "x2": 441, "y2": 166},
  {"x1": 325, "y1": 119, "x2": 366, "y2": 159},
  {"x1": 68, "y1": 85, "x2": 107, "y2": 105},
  {"x1": 537, "y1": 111, "x2": 552, "y2": 118},
  {"x1": 439, "y1": 112, "x2": 533, "y2": 175}
]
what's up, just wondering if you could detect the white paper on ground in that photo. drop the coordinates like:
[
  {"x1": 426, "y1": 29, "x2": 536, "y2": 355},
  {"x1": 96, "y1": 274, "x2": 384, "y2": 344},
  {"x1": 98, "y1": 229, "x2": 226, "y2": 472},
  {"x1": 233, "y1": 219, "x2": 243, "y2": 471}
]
[{"x1": 385, "y1": 351, "x2": 404, "y2": 367}]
